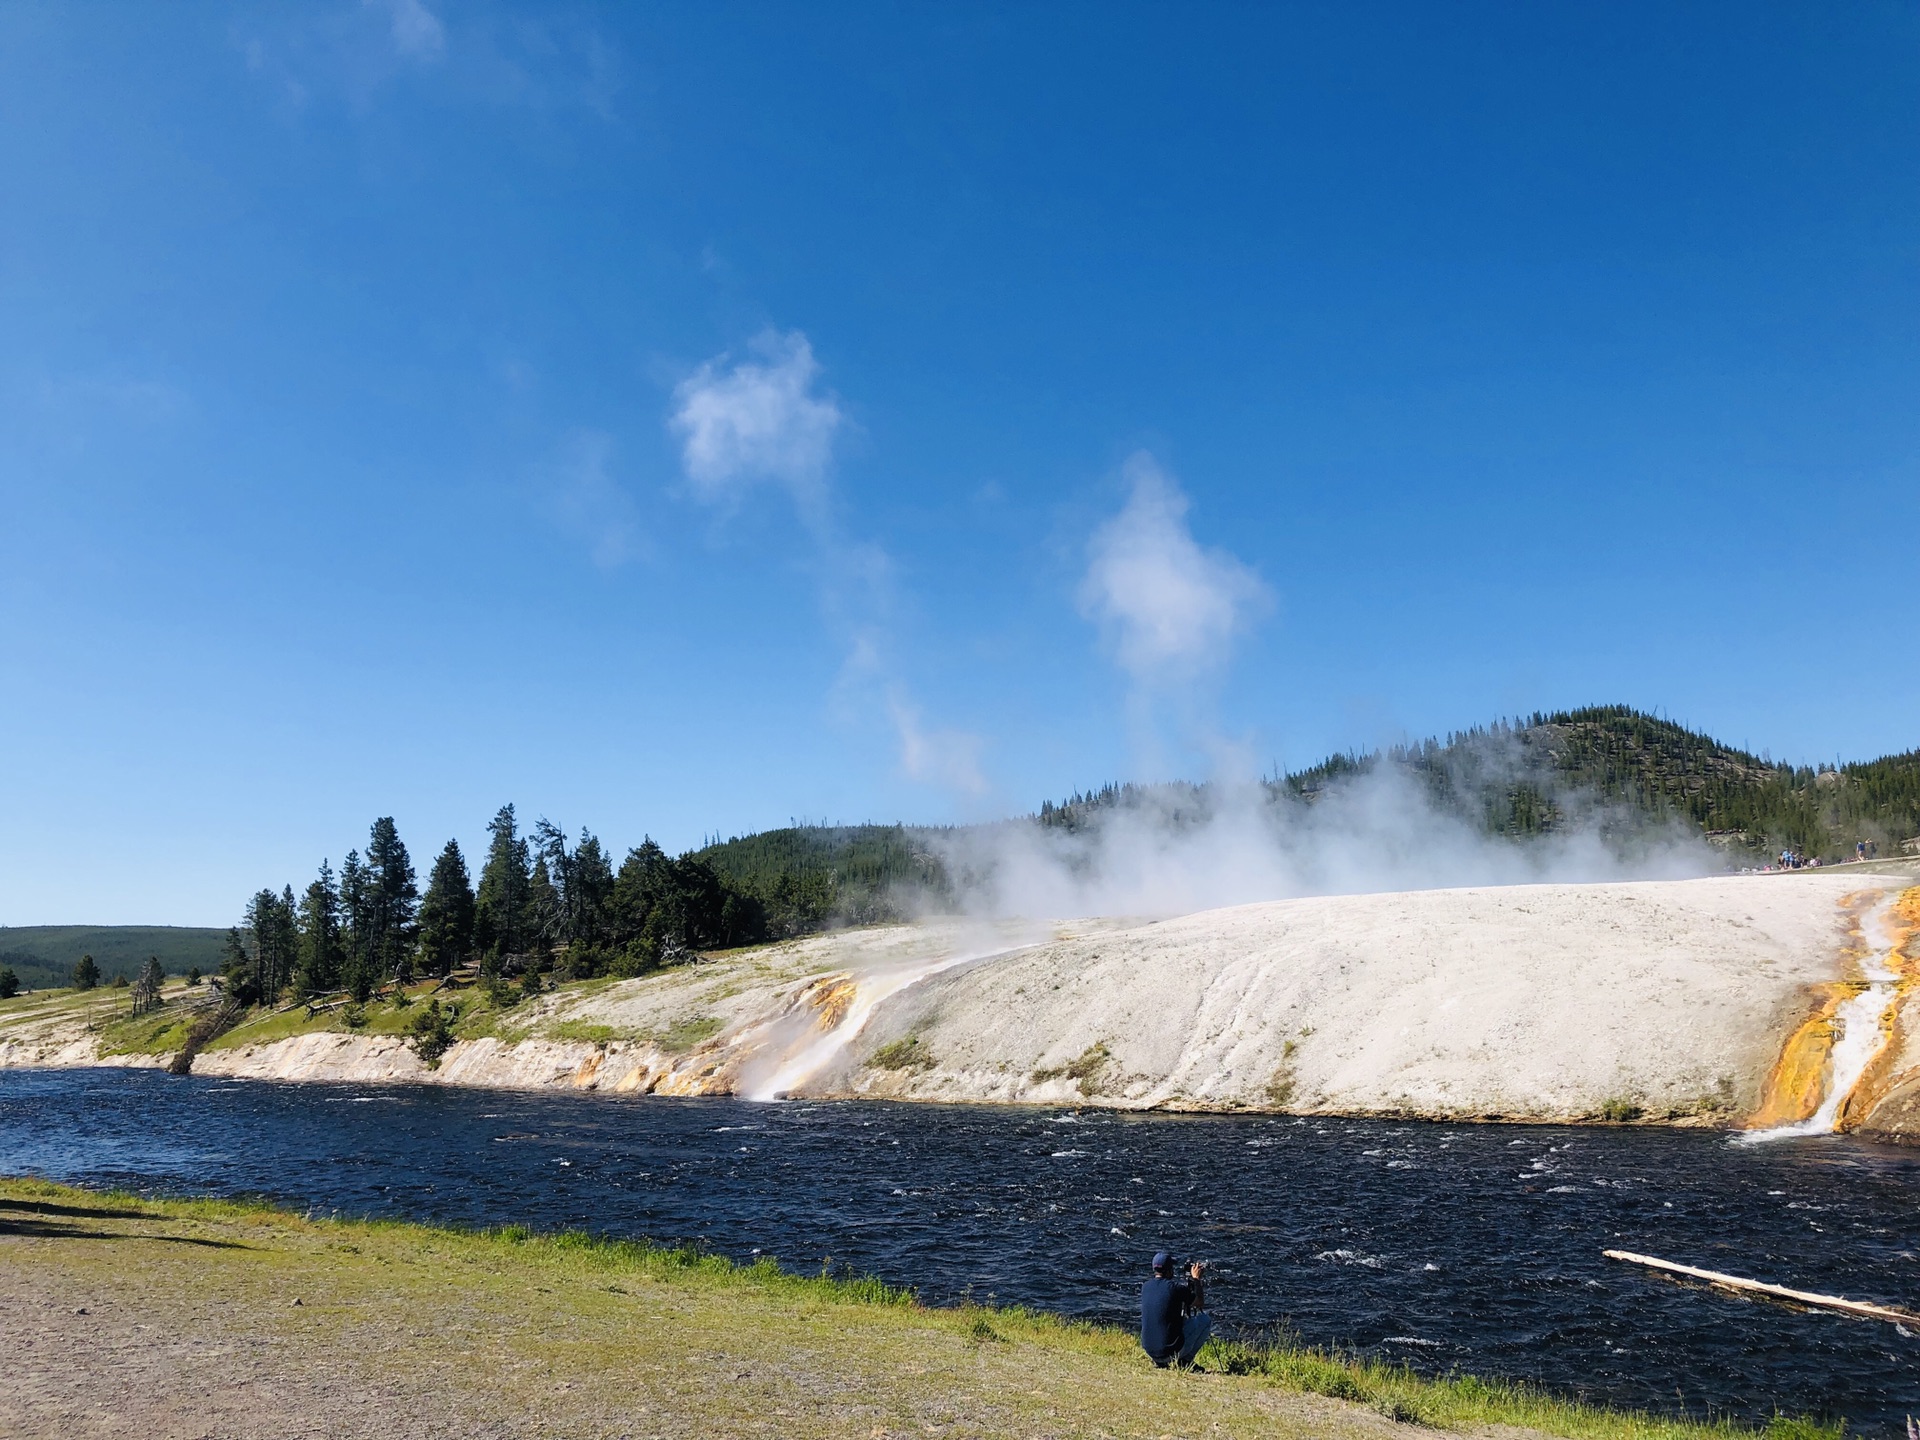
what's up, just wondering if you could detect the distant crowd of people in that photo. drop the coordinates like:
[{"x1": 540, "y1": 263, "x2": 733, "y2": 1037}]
[{"x1": 1747, "y1": 839, "x2": 1879, "y2": 873}]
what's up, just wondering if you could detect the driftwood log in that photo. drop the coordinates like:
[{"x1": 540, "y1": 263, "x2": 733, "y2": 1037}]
[{"x1": 1605, "y1": 1249, "x2": 1920, "y2": 1327}]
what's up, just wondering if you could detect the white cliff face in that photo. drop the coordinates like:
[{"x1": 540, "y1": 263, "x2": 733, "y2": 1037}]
[
  {"x1": 190, "y1": 1032, "x2": 427, "y2": 1083},
  {"x1": 5, "y1": 873, "x2": 1913, "y2": 1130}
]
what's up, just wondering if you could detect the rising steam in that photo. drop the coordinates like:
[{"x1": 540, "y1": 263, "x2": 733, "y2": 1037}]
[
  {"x1": 669, "y1": 329, "x2": 986, "y2": 795},
  {"x1": 663, "y1": 363, "x2": 1722, "y2": 920},
  {"x1": 1078, "y1": 452, "x2": 1271, "y2": 690},
  {"x1": 909, "y1": 451, "x2": 1721, "y2": 922},
  {"x1": 931, "y1": 763, "x2": 1718, "y2": 924}
]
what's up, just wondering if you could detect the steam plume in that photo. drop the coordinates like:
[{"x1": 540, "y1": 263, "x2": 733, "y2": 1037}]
[
  {"x1": 935, "y1": 762, "x2": 1718, "y2": 923},
  {"x1": 1079, "y1": 453, "x2": 1271, "y2": 690},
  {"x1": 669, "y1": 329, "x2": 984, "y2": 797}
]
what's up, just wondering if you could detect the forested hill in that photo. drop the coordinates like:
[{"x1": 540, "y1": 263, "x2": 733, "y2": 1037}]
[
  {"x1": 1039, "y1": 706, "x2": 1920, "y2": 860},
  {"x1": 692, "y1": 825, "x2": 949, "y2": 936},
  {"x1": 0, "y1": 926, "x2": 227, "y2": 992},
  {"x1": 20, "y1": 707, "x2": 1916, "y2": 995}
]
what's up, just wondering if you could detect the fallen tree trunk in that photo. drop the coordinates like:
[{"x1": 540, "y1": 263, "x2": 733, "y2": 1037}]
[
  {"x1": 1604, "y1": 1249, "x2": 1920, "y2": 1326},
  {"x1": 168, "y1": 999, "x2": 246, "y2": 1076}
]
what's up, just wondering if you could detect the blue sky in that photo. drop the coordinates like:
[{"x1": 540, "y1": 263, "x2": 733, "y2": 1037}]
[{"x1": 3, "y1": 2, "x2": 1916, "y2": 925}]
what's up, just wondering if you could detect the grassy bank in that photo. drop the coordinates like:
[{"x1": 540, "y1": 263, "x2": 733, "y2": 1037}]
[
  {"x1": 0, "y1": 1178, "x2": 1835, "y2": 1440},
  {"x1": 58, "y1": 975, "x2": 568, "y2": 1060},
  {"x1": 47, "y1": 968, "x2": 737, "y2": 1067}
]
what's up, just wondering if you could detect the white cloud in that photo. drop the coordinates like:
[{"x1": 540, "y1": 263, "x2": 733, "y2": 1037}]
[
  {"x1": 367, "y1": 0, "x2": 445, "y2": 60},
  {"x1": 1078, "y1": 452, "x2": 1271, "y2": 689},
  {"x1": 670, "y1": 331, "x2": 844, "y2": 512},
  {"x1": 890, "y1": 695, "x2": 987, "y2": 796}
]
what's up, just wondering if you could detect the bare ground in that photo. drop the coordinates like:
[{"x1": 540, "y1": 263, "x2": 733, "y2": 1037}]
[{"x1": 0, "y1": 1181, "x2": 1428, "y2": 1440}]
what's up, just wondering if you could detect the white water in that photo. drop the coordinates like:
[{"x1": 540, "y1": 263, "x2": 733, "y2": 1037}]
[
  {"x1": 1742, "y1": 892, "x2": 1903, "y2": 1143},
  {"x1": 743, "y1": 944, "x2": 1034, "y2": 1102}
]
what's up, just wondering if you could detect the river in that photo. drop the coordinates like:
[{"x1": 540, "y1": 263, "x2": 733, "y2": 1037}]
[{"x1": 4, "y1": 1068, "x2": 1918, "y2": 1432}]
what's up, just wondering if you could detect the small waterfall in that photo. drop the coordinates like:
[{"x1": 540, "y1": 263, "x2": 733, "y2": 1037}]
[
  {"x1": 743, "y1": 944, "x2": 1032, "y2": 1102},
  {"x1": 1741, "y1": 892, "x2": 1905, "y2": 1143}
]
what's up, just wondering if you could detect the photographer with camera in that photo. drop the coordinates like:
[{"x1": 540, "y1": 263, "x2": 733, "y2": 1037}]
[{"x1": 1139, "y1": 1251, "x2": 1212, "y2": 1369}]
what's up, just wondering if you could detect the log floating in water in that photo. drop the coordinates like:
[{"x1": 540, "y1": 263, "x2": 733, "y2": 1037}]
[{"x1": 1604, "y1": 1249, "x2": 1920, "y2": 1327}]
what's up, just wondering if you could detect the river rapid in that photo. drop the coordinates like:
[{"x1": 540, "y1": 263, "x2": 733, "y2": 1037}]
[{"x1": 5, "y1": 1068, "x2": 1918, "y2": 1432}]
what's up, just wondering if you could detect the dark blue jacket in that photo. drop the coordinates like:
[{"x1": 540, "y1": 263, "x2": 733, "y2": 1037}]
[{"x1": 1139, "y1": 1276, "x2": 1193, "y2": 1362}]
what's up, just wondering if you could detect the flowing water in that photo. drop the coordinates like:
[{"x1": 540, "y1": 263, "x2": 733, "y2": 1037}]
[
  {"x1": 5, "y1": 1068, "x2": 1919, "y2": 1433},
  {"x1": 741, "y1": 942, "x2": 1036, "y2": 1100},
  {"x1": 1746, "y1": 891, "x2": 1907, "y2": 1143}
]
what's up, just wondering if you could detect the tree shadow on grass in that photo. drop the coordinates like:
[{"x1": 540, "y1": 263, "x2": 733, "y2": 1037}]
[
  {"x1": 0, "y1": 1217, "x2": 252, "y2": 1248},
  {"x1": 0, "y1": 1201, "x2": 254, "y2": 1248},
  {"x1": 2, "y1": 1198, "x2": 152, "y2": 1221}
]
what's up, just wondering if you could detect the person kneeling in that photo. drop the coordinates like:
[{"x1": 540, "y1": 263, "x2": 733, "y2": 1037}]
[{"x1": 1140, "y1": 1251, "x2": 1211, "y2": 1369}]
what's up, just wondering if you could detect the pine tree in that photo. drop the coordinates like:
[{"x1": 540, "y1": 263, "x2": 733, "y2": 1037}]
[
  {"x1": 244, "y1": 888, "x2": 299, "y2": 1001},
  {"x1": 296, "y1": 860, "x2": 344, "y2": 996},
  {"x1": 569, "y1": 832, "x2": 615, "y2": 953},
  {"x1": 475, "y1": 804, "x2": 531, "y2": 974},
  {"x1": 526, "y1": 855, "x2": 557, "y2": 969},
  {"x1": 366, "y1": 817, "x2": 419, "y2": 984},
  {"x1": 522, "y1": 821, "x2": 619, "y2": 977},
  {"x1": 71, "y1": 954, "x2": 100, "y2": 991},
  {"x1": 606, "y1": 840, "x2": 735, "y2": 969},
  {"x1": 220, "y1": 926, "x2": 252, "y2": 998},
  {"x1": 279, "y1": 886, "x2": 299, "y2": 993},
  {"x1": 339, "y1": 849, "x2": 377, "y2": 1002},
  {"x1": 610, "y1": 838, "x2": 666, "y2": 963},
  {"x1": 417, "y1": 839, "x2": 476, "y2": 977},
  {"x1": 0, "y1": 967, "x2": 18, "y2": 999},
  {"x1": 531, "y1": 818, "x2": 569, "y2": 947}
]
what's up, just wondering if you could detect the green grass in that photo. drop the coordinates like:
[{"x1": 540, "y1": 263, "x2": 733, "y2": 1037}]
[
  {"x1": 1, "y1": 975, "x2": 523, "y2": 1060},
  {"x1": 200, "y1": 1004, "x2": 341, "y2": 1051},
  {"x1": 538, "y1": 1010, "x2": 724, "y2": 1052},
  {"x1": 870, "y1": 1034, "x2": 934, "y2": 1071},
  {"x1": 1197, "y1": 1336, "x2": 1837, "y2": 1439},
  {"x1": 4, "y1": 965, "x2": 665, "y2": 1063},
  {"x1": 355, "y1": 1000, "x2": 427, "y2": 1036},
  {"x1": 651, "y1": 1013, "x2": 722, "y2": 1051},
  {"x1": 0, "y1": 986, "x2": 184, "y2": 1047},
  {"x1": 1032, "y1": 1041, "x2": 1112, "y2": 1096},
  {"x1": 0, "y1": 987, "x2": 98, "y2": 1019},
  {"x1": 0, "y1": 1177, "x2": 1839, "y2": 1440},
  {"x1": 23, "y1": 989, "x2": 426, "y2": 1058},
  {"x1": 554, "y1": 975, "x2": 626, "y2": 998},
  {"x1": 95, "y1": 1009, "x2": 198, "y2": 1057},
  {"x1": 192, "y1": 985, "x2": 533, "y2": 1053},
  {"x1": 548, "y1": 1020, "x2": 623, "y2": 1046},
  {"x1": 450, "y1": 997, "x2": 533, "y2": 1045}
]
